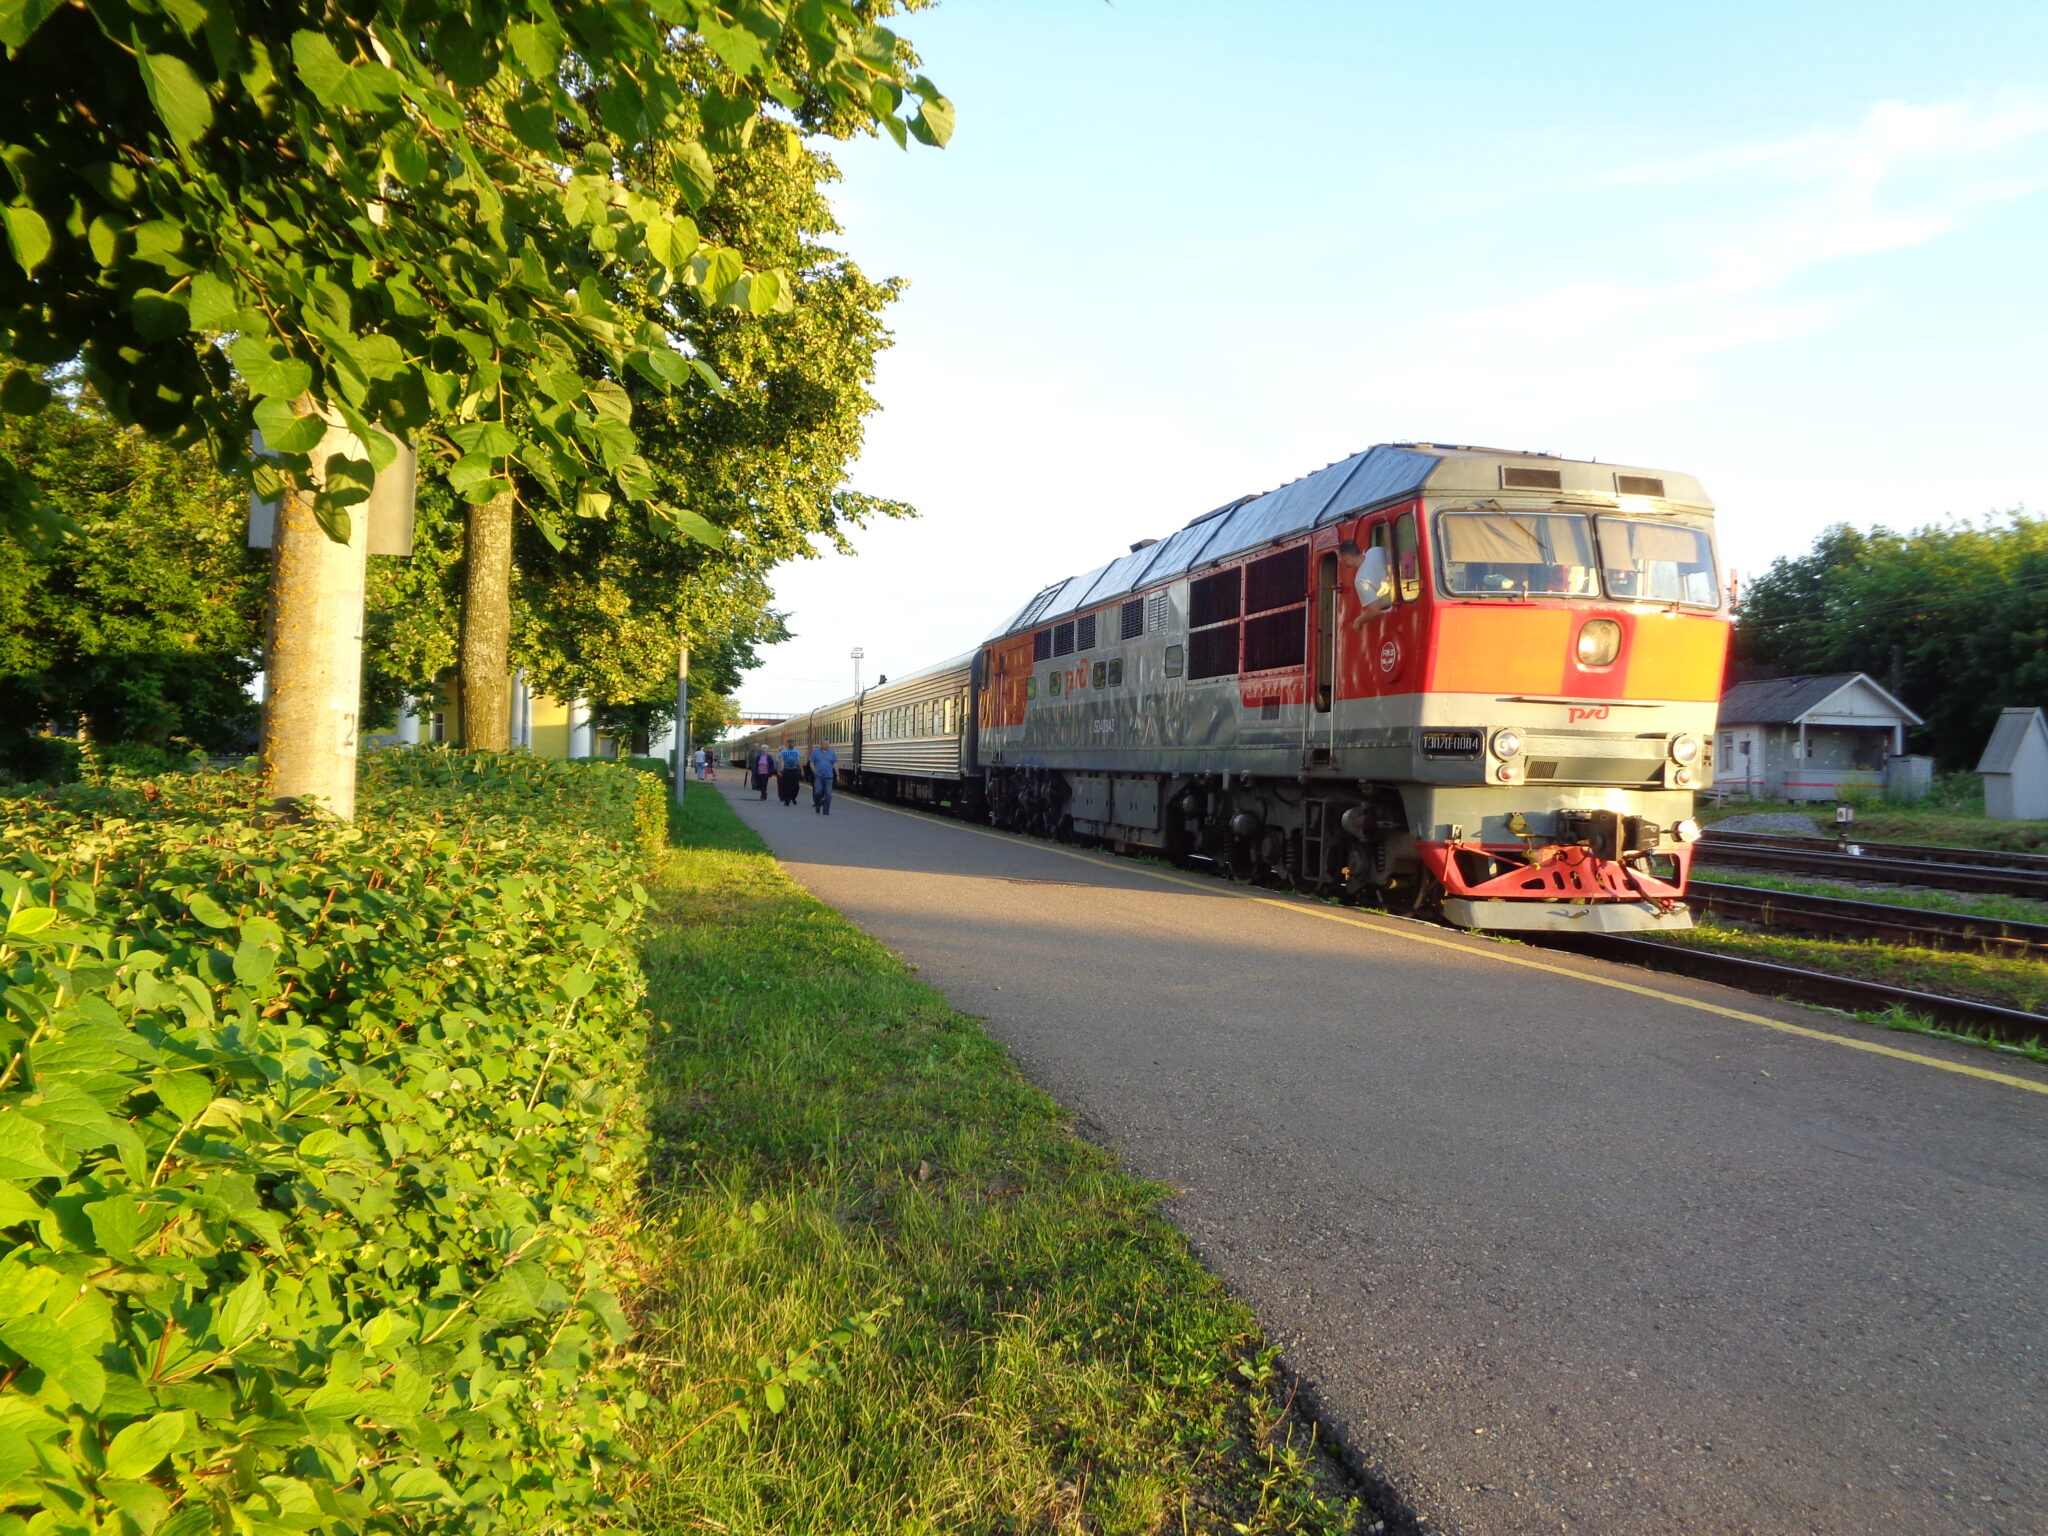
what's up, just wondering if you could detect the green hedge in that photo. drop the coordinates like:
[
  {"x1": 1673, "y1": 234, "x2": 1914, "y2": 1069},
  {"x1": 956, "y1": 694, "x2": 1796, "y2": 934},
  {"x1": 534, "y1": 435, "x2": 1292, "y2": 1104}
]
[{"x1": 0, "y1": 751, "x2": 667, "y2": 1533}]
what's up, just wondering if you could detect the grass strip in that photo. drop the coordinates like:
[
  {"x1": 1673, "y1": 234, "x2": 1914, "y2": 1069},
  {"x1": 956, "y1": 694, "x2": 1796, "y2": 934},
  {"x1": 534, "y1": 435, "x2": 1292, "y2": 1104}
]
[
  {"x1": 1650, "y1": 920, "x2": 2048, "y2": 1017},
  {"x1": 1697, "y1": 869, "x2": 2048, "y2": 925},
  {"x1": 625, "y1": 787, "x2": 1382, "y2": 1535}
]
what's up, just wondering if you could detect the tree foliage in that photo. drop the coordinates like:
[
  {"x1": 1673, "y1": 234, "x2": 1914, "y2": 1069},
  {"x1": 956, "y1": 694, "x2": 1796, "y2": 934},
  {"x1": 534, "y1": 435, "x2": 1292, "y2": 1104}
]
[
  {"x1": 0, "y1": 389, "x2": 263, "y2": 758},
  {"x1": 1735, "y1": 512, "x2": 2048, "y2": 766},
  {"x1": 0, "y1": 0, "x2": 950, "y2": 548}
]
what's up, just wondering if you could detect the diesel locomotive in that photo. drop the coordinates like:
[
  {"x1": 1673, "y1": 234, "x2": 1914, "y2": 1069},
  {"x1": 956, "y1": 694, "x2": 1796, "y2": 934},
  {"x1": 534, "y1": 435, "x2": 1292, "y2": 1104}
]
[{"x1": 728, "y1": 442, "x2": 1730, "y2": 934}]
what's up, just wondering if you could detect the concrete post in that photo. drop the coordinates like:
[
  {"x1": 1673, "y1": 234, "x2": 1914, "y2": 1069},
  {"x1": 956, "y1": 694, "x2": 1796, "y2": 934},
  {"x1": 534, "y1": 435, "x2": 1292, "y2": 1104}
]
[
  {"x1": 396, "y1": 700, "x2": 421, "y2": 746},
  {"x1": 568, "y1": 699, "x2": 591, "y2": 759}
]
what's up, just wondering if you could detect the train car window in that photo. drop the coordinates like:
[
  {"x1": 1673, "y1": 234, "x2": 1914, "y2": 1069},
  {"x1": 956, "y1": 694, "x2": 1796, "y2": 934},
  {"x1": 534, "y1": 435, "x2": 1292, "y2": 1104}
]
[
  {"x1": 1053, "y1": 621, "x2": 1076, "y2": 656},
  {"x1": 1595, "y1": 519, "x2": 1719, "y2": 606},
  {"x1": 1033, "y1": 629, "x2": 1052, "y2": 661},
  {"x1": 1120, "y1": 599, "x2": 1144, "y2": 640},
  {"x1": 1077, "y1": 613, "x2": 1097, "y2": 651},
  {"x1": 1437, "y1": 511, "x2": 1594, "y2": 598},
  {"x1": 1395, "y1": 512, "x2": 1422, "y2": 602}
]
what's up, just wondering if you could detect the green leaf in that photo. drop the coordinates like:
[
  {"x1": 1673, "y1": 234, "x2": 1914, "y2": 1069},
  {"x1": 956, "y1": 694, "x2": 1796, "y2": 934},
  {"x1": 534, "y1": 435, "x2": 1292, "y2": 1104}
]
[
  {"x1": 0, "y1": 0, "x2": 60, "y2": 51},
  {"x1": 0, "y1": 1314, "x2": 101, "y2": 1407},
  {"x1": 559, "y1": 968, "x2": 594, "y2": 1000},
  {"x1": 0, "y1": 1117, "x2": 65, "y2": 1180},
  {"x1": 0, "y1": 1183, "x2": 40, "y2": 1228},
  {"x1": 188, "y1": 271, "x2": 241, "y2": 330},
  {"x1": 1, "y1": 202, "x2": 51, "y2": 275},
  {"x1": 505, "y1": 98, "x2": 558, "y2": 154},
  {"x1": 103, "y1": 1412, "x2": 189, "y2": 1479},
  {"x1": 140, "y1": 53, "x2": 214, "y2": 149},
  {"x1": 134, "y1": 288, "x2": 191, "y2": 341},
  {"x1": 0, "y1": 368, "x2": 51, "y2": 415},
  {"x1": 670, "y1": 141, "x2": 716, "y2": 210},
  {"x1": 290, "y1": 32, "x2": 352, "y2": 109},
  {"x1": 150, "y1": 1070, "x2": 213, "y2": 1123},
  {"x1": 216, "y1": 1272, "x2": 267, "y2": 1346},
  {"x1": 185, "y1": 891, "x2": 233, "y2": 928},
  {"x1": 763, "y1": 1379, "x2": 786, "y2": 1413},
  {"x1": 229, "y1": 336, "x2": 313, "y2": 402},
  {"x1": 907, "y1": 83, "x2": 954, "y2": 148},
  {"x1": 389, "y1": 1466, "x2": 455, "y2": 1502},
  {"x1": 231, "y1": 937, "x2": 275, "y2": 989},
  {"x1": 6, "y1": 905, "x2": 57, "y2": 937},
  {"x1": 254, "y1": 396, "x2": 327, "y2": 454},
  {"x1": 659, "y1": 506, "x2": 729, "y2": 547}
]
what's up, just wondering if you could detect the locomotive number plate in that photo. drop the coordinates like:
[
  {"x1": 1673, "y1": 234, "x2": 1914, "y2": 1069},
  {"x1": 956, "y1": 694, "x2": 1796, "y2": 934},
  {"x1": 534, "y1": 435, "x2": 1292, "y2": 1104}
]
[{"x1": 1420, "y1": 729, "x2": 1484, "y2": 759}]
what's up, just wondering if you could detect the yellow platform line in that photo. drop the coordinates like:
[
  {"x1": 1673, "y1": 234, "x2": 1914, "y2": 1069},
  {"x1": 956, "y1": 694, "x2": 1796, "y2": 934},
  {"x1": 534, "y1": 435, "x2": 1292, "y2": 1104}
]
[{"x1": 846, "y1": 795, "x2": 2048, "y2": 1098}]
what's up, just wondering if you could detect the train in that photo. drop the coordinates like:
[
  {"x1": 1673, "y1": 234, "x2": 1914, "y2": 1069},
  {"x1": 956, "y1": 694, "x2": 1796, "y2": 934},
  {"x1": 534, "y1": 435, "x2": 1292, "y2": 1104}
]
[{"x1": 724, "y1": 442, "x2": 1730, "y2": 934}]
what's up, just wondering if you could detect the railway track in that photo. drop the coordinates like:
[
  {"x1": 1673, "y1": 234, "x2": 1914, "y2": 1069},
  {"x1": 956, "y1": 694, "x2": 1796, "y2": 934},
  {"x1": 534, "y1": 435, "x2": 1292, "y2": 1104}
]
[
  {"x1": 1696, "y1": 831, "x2": 2048, "y2": 899},
  {"x1": 1703, "y1": 827, "x2": 2048, "y2": 871},
  {"x1": 1687, "y1": 879, "x2": 2048, "y2": 956}
]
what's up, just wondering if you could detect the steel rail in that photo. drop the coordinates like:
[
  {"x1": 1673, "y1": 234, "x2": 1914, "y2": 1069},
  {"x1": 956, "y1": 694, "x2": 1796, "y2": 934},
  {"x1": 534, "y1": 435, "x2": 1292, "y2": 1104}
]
[
  {"x1": 1686, "y1": 880, "x2": 2048, "y2": 956},
  {"x1": 1546, "y1": 933, "x2": 2048, "y2": 1045},
  {"x1": 1703, "y1": 828, "x2": 2048, "y2": 873},
  {"x1": 1692, "y1": 841, "x2": 2048, "y2": 899}
]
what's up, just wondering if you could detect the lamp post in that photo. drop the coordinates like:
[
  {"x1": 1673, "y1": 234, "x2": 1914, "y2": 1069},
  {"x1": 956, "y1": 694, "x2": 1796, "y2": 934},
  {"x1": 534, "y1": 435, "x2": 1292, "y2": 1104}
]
[{"x1": 851, "y1": 646, "x2": 865, "y2": 695}]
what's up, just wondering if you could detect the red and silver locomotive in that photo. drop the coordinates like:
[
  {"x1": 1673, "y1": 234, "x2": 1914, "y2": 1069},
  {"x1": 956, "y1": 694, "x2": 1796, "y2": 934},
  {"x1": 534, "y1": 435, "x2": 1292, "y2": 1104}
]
[{"x1": 732, "y1": 442, "x2": 1729, "y2": 934}]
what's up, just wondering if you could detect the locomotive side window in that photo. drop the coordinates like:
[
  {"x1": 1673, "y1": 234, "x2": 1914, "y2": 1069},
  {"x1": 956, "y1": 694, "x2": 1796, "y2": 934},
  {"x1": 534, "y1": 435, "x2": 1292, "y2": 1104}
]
[
  {"x1": 1187, "y1": 569, "x2": 1243, "y2": 680},
  {"x1": 1596, "y1": 519, "x2": 1719, "y2": 607},
  {"x1": 1439, "y1": 512, "x2": 1597, "y2": 597},
  {"x1": 1242, "y1": 546, "x2": 1308, "y2": 671},
  {"x1": 1394, "y1": 512, "x2": 1422, "y2": 602}
]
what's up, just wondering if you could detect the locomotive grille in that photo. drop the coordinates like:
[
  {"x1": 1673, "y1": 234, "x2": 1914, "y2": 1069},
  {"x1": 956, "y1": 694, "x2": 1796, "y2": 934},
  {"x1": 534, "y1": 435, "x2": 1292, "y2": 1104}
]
[
  {"x1": 1120, "y1": 599, "x2": 1144, "y2": 640},
  {"x1": 1146, "y1": 592, "x2": 1171, "y2": 632},
  {"x1": 1615, "y1": 474, "x2": 1666, "y2": 497},
  {"x1": 1501, "y1": 466, "x2": 1563, "y2": 490},
  {"x1": 1033, "y1": 629, "x2": 1052, "y2": 661},
  {"x1": 1053, "y1": 621, "x2": 1075, "y2": 657},
  {"x1": 1077, "y1": 613, "x2": 1097, "y2": 651}
]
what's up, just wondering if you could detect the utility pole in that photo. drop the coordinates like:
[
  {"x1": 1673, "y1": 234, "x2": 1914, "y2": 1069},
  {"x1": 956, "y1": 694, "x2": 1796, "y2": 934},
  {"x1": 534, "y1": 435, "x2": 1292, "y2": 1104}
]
[{"x1": 674, "y1": 635, "x2": 689, "y2": 809}]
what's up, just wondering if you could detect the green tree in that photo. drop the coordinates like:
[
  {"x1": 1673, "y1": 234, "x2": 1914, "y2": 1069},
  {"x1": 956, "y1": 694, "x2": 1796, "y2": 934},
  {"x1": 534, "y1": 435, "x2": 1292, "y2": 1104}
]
[
  {"x1": 0, "y1": 388, "x2": 263, "y2": 768},
  {"x1": 2, "y1": 0, "x2": 950, "y2": 808},
  {"x1": 1735, "y1": 512, "x2": 2048, "y2": 766}
]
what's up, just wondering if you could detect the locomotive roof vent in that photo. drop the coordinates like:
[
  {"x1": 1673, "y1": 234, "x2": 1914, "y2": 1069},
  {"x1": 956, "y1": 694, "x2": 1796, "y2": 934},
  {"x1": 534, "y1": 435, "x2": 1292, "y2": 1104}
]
[
  {"x1": 1501, "y1": 466, "x2": 1564, "y2": 490},
  {"x1": 1129, "y1": 537, "x2": 1159, "y2": 551},
  {"x1": 1614, "y1": 474, "x2": 1666, "y2": 497}
]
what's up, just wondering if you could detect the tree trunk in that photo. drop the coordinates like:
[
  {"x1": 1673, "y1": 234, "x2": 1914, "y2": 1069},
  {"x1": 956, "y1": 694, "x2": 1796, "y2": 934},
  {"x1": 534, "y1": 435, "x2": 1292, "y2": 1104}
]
[
  {"x1": 262, "y1": 437, "x2": 370, "y2": 820},
  {"x1": 459, "y1": 488, "x2": 515, "y2": 751}
]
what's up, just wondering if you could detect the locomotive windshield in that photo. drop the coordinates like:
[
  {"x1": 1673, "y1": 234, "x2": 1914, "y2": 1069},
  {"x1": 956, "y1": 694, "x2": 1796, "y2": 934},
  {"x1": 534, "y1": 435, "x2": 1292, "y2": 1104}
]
[
  {"x1": 1439, "y1": 512, "x2": 1600, "y2": 597},
  {"x1": 1438, "y1": 510, "x2": 1719, "y2": 607},
  {"x1": 1595, "y1": 518, "x2": 1719, "y2": 607}
]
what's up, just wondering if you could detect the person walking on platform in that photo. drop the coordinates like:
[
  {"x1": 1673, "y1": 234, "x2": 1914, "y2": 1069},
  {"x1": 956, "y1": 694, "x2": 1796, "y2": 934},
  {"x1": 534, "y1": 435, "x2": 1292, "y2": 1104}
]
[
  {"x1": 808, "y1": 738, "x2": 839, "y2": 815},
  {"x1": 750, "y1": 746, "x2": 775, "y2": 800},
  {"x1": 776, "y1": 739, "x2": 803, "y2": 806}
]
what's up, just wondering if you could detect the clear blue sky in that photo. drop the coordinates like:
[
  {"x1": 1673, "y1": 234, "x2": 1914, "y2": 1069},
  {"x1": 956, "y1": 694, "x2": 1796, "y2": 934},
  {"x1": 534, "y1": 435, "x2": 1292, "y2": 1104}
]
[{"x1": 738, "y1": 0, "x2": 2048, "y2": 714}]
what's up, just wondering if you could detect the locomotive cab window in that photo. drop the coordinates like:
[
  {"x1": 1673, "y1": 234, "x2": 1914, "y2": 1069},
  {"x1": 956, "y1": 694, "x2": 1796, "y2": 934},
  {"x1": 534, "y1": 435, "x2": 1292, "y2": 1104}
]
[
  {"x1": 1595, "y1": 519, "x2": 1719, "y2": 607},
  {"x1": 1439, "y1": 511, "x2": 1597, "y2": 598}
]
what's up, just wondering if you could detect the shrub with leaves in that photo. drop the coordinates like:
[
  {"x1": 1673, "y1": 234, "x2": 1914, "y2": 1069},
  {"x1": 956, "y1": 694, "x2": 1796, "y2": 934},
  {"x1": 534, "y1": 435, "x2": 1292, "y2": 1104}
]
[{"x1": 0, "y1": 751, "x2": 667, "y2": 1532}]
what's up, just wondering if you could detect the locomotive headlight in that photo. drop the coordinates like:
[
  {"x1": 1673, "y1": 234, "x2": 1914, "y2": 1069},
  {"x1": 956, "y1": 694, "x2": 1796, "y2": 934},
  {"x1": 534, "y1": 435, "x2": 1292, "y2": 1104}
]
[
  {"x1": 1674, "y1": 818, "x2": 1702, "y2": 844},
  {"x1": 1575, "y1": 619, "x2": 1623, "y2": 667},
  {"x1": 1669, "y1": 734, "x2": 1700, "y2": 764},
  {"x1": 1491, "y1": 728, "x2": 1524, "y2": 760}
]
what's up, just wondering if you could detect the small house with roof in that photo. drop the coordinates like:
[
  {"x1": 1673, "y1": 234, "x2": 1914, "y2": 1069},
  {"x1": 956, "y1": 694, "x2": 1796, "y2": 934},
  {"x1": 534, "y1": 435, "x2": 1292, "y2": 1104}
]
[
  {"x1": 1715, "y1": 673, "x2": 1923, "y2": 802},
  {"x1": 1975, "y1": 707, "x2": 2048, "y2": 820}
]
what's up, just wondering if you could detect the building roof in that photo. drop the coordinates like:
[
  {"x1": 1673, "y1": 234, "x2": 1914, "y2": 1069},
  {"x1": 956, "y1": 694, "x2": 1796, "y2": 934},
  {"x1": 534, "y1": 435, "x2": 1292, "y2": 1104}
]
[
  {"x1": 1975, "y1": 706, "x2": 2048, "y2": 773},
  {"x1": 1718, "y1": 672, "x2": 1923, "y2": 727},
  {"x1": 988, "y1": 442, "x2": 1712, "y2": 639}
]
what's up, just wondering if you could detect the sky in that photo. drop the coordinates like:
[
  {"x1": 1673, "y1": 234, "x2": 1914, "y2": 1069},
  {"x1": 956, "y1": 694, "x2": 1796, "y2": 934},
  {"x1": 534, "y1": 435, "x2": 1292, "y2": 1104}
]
[{"x1": 734, "y1": 0, "x2": 2048, "y2": 715}]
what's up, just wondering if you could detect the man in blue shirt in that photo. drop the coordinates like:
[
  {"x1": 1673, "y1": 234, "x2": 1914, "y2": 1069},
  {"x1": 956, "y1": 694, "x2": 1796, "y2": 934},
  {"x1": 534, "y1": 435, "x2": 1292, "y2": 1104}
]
[
  {"x1": 776, "y1": 740, "x2": 803, "y2": 806},
  {"x1": 808, "y1": 739, "x2": 839, "y2": 815}
]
